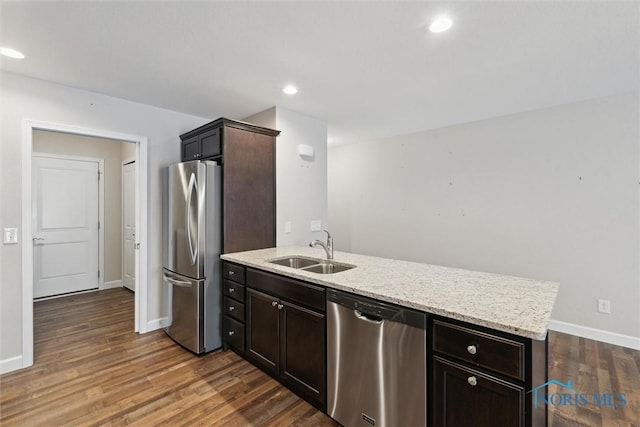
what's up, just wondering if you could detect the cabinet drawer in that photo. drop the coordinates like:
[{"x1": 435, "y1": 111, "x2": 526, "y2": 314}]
[
  {"x1": 223, "y1": 316, "x2": 245, "y2": 352},
  {"x1": 223, "y1": 279, "x2": 245, "y2": 302},
  {"x1": 432, "y1": 320, "x2": 524, "y2": 381},
  {"x1": 247, "y1": 268, "x2": 325, "y2": 312},
  {"x1": 223, "y1": 262, "x2": 246, "y2": 284},
  {"x1": 223, "y1": 296, "x2": 245, "y2": 322}
]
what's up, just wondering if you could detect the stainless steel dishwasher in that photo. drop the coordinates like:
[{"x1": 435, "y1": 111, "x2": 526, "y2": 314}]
[{"x1": 327, "y1": 289, "x2": 427, "y2": 427}]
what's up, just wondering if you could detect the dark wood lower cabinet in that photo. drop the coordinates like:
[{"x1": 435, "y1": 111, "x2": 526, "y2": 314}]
[
  {"x1": 433, "y1": 356, "x2": 525, "y2": 427},
  {"x1": 280, "y1": 300, "x2": 325, "y2": 405},
  {"x1": 246, "y1": 287, "x2": 326, "y2": 410},
  {"x1": 246, "y1": 288, "x2": 279, "y2": 373}
]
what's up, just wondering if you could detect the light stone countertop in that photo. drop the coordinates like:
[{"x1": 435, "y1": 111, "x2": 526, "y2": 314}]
[{"x1": 221, "y1": 246, "x2": 559, "y2": 340}]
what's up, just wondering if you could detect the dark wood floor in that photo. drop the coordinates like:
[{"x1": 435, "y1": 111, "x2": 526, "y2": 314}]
[
  {"x1": 548, "y1": 330, "x2": 640, "y2": 427},
  {"x1": 1, "y1": 289, "x2": 638, "y2": 426},
  {"x1": 0, "y1": 289, "x2": 338, "y2": 427}
]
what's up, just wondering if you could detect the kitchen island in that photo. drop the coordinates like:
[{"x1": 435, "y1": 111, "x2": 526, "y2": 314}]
[
  {"x1": 221, "y1": 246, "x2": 558, "y2": 339},
  {"x1": 221, "y1": 246, "x2": 559, "y2": 427}
]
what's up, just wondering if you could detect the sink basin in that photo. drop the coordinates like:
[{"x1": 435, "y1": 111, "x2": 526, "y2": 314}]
[
  {"x1": 268, "y1": 256, "x2": 356, "y2": 274},
  {"x1": 268, "y1": 256, "x2": 320, "y2": 269},
  {"x1": 302, "y1": 261, "x2": 355, "y2": 274}
]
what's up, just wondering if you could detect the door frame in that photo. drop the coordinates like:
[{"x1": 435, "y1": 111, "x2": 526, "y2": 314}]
[
  {"x1": 21, "y1": 119, "x2": 148, "y2": 369},
  {"x1": 32, "y1": 152, "x2": 105, "y2": 293},
  {"x1": 121, "y1": 157, "x2": 136, "y2": 292}
]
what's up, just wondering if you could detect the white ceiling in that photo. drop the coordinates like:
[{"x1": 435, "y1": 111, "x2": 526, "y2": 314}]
[{"x1": 1, "y1": 1, "x2": 638, "y2": 145}]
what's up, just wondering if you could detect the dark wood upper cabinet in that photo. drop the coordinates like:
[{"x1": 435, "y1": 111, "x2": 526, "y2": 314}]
[{"x1": 179, "y1": 118, "x2": 279, "y2": 254}]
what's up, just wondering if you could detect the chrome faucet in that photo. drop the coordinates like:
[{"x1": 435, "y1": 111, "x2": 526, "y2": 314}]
[{"x1": 310, "y1": 230, "x2": 333, "y2": 260}]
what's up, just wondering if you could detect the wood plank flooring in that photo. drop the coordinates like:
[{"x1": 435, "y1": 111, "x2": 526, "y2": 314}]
[
  {"x1": 548, "y1": 331, "x2": 640, "y2": 427},
  {"x1": 0, "y1": 289, "x2": 338, "y2": 427},
  {"x1": 1, "y1": 288, "x2": 638, "y2": 426}
]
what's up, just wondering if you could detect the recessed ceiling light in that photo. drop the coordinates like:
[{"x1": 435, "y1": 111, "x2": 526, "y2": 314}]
[
  {"x1": 0, "y1": 47, "x2": 26, "y2": 59},
  {"x1": 282, "y1": 85, "x2": 298, "y2": 95},
  {"x1": 429, "y1": 16, "x2": 453, "y2": 33}
]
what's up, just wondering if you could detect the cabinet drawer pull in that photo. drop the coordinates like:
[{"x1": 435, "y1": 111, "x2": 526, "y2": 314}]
[
  {"x1": 228, "y1": 270, "x2": 235, "y2": 276},
  {"x1": 228, "y1": 306, "x2": 235, "y2": 311},
  {"x1": 467, "y1": 345, "x2": 477, "y2": 355},
  {"x1": 277, "y1": 303, "x2": 284, "y2": 310},
  {"x1": 228, "y1": 330, "x2": 235, "y2": 336},
  {"x1": 467, "y1": 376, "x2": 477, "y2": 386},
  {"x1": 228, "y1": 287, "x2": 235, "y2": 293},
  {"x1": 271, "y1": 301, "x2": 278, "y2": 307}
]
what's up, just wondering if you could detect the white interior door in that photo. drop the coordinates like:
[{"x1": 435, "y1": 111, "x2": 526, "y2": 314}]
[
  {"x1": 122, "y1": 161, "x2": 136, "y2": 291},
  {"x1": 32, "y1": 155, "x2": 100, "y2": 298}
]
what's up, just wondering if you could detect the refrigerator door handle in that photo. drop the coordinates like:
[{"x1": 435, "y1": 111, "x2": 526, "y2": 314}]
[
  {"x1": 186, "y1": 172, "x2": 198, "y2": 265},
  {"x1": 163, "y1": 274, "x2": 193, "y2": 288}
]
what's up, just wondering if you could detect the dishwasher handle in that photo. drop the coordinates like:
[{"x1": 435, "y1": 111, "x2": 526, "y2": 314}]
[{"x1": 354, "y1": 310, "x2": 383, "y2": 324}]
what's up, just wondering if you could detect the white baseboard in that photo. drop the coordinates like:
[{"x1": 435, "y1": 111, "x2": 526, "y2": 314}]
[
  {"x1": 548, "y1": 319, "x2": 640, "y2": 350},
  {"x1": 0, "y1": 355, "x2": 24, "y2": 375},
  {"x1": 103, "y1": 280, "x2": 122, "y2": 290},
  {"x1": 145, "y1": 317, "x2": 169, "y2": 333}
]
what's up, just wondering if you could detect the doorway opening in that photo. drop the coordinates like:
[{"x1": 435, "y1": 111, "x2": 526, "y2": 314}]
[{"x1": 21, "y1": 120, "x2": 148, "y2": 369}]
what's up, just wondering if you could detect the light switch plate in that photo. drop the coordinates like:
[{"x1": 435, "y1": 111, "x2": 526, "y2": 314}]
[
  {"x1": 285, "y1": 221, "x2": 292, "y2": 234},
  {"x1": 3, "y1": 228, "x2": 18, "y2": 244},
  {"x1": 310, "y1": 220, "x2": 322, "y2": 232}
]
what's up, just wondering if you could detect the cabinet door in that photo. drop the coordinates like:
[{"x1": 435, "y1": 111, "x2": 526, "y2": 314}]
[
  {"x1": 199, "y1": 128, "x2": 221, "y2": 158},
  {"x1": 181, "y1": 136, "x2": 200, "y2": 161},
  {"x1": 222, "y1": 126, "x2": 275, "y2": 253},
  {"x1": 280, "y1": 300, "x2": 326, "y2": 408},
  {"x1": 246, "y1": 288, "x2": 279, "y2": 374},
  {"x1": 432, "y1": 356, "x2": 524, "y2": 427}
]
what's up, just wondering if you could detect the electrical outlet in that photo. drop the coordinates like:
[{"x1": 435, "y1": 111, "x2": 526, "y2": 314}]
[
  {"x1": 3, "y1": 228, "x2": 18, "y2": 244},
  {"x1": 285, "y1": 221, "x2": 292, "y2": 234},
  {"x1": 310, "y1": 220, "x2": 322, "y2": 232},
  {"x1": 598, "y1": 299, "x2": 611, "y2": 314}
]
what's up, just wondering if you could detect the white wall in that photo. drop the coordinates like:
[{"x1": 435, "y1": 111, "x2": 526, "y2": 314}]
[
  {"x1": 328, "y1": 93, "x2": 640, "y2": 342},
  {"x1": 33, "y1": 130, "x2": 130, "y2": 283},
  {"x1": 0, "y1": 72, "x2": 208, "y2": 366},
  {"x1": 245, "y1": 107, "x2": 328, "y2": 248}
]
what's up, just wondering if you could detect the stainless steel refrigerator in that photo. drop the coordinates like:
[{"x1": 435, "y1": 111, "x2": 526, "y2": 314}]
[{"x1": 162, "y1": 160, "x2": 221, "y2": 354}]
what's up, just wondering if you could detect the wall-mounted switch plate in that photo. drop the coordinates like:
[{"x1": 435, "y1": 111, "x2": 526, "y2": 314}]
[
  {"x1": 310, "y1": 220, "x2": 322, "y2": 232},
  {"x1": 285, "y1": 221, "x2": 292, "y2": 234},
  {"x1": 3, "y1": 228, "x2": 18, "y2": 244}
]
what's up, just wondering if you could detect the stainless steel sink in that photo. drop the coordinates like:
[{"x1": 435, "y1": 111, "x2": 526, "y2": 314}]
[
  {"x1": 268, "y1": 256, "x2": 319, "y2": 269},
  {"x1": 267, "y1": 256, "x2": 355, "y2": 274},
  {"x1": 302, "y1": 262, "x2": 355, "y2": 274}
]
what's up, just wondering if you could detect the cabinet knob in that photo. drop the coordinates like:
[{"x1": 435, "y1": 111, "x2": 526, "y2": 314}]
[
  {"x1": 228, "y1": 287, "x2": 235, "y2": 293},
  {"x1": 271, "y1": 301, "x2": 278, "y2": 307},
  {"x1": 277, "y1": 304, "x2": 284, "y2": 310},
  {"x1": 228, "y1": 331, "x2": 235, "y2": 336},
  {"x1": 467, "y1": 376, "x2": 477, "y2": 386},
  {"x1": 228, "y1": 306, "x2": 235, "y2": 311},
  {"x1": 228, "y1": 270, "x2": 235, "y2": 276},
  {"x1": 467, "y1": 345, "x2": 477, "y2": 355}
]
